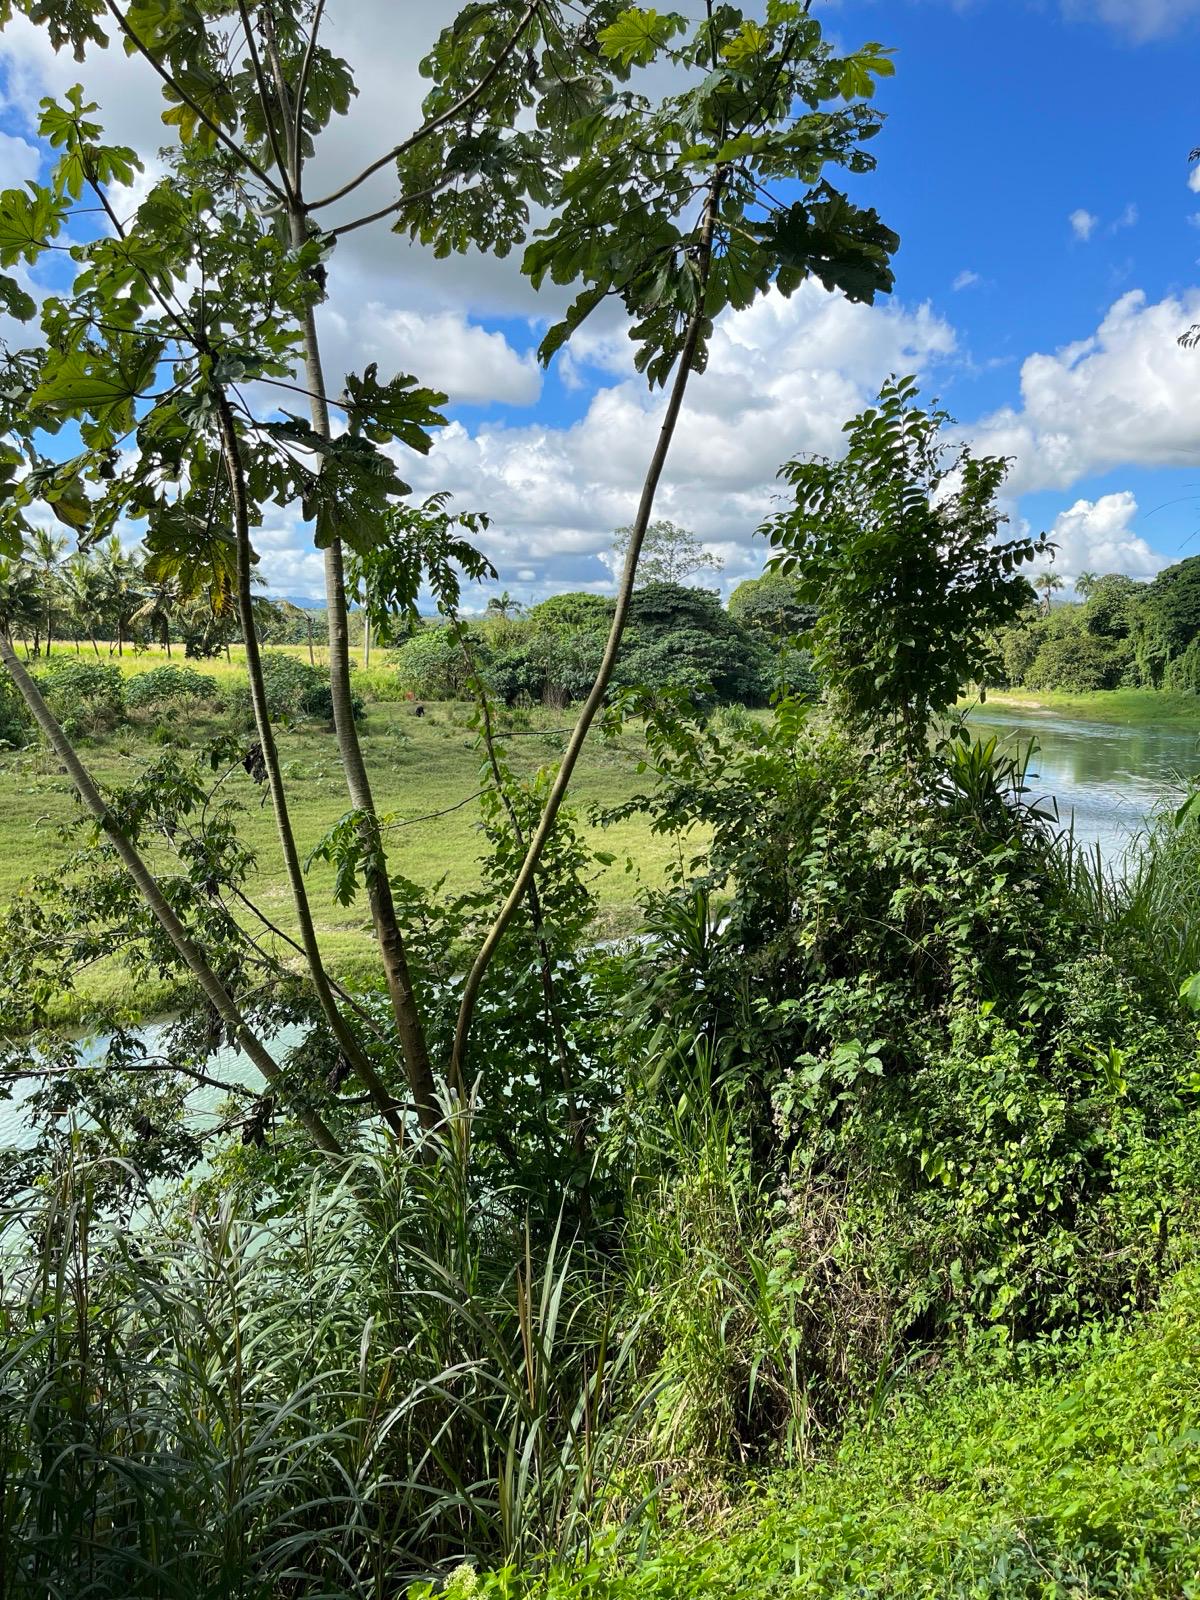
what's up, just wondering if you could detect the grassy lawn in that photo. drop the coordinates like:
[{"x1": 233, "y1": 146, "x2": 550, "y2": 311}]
[
  {"x1": 970, "y1": 686, "x2": 1200, "y2": 728},
  {"x1": 1, "y1": 664, "x2": 688, "y2": 1019}
]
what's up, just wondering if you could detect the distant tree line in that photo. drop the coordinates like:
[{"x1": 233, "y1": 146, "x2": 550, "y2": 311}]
[
  {"x1": 993, "y1": 555, "x2": 1200, "y2": 693},
  {"x1": 0, "y1": 532, "x2": 328, "y2": 661}
]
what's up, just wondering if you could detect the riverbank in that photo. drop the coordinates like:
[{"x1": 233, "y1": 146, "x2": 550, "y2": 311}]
[{"x1": 968, "y1": 687, "x2": 1200, "y2": 728}]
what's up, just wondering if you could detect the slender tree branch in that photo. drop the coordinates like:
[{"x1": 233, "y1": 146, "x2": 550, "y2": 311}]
[
  {"x1": 235, "y1": 0, "x2": 297, "y2": 205},
  {"x1": 263, "y1": 13, "x2": 440, "y2": 1131},
  {"x1": 304, "y1": 0, "x2": 541, "y2": 212},
  {"x1": 292, "y1": 0, "x2": 328, "y2": 189},
  {"x1": 214, "y1": 386, "x2": 406, "y2": 1138},
  {"x1": 324, "y1": 176, "x2": 453, "y2": 240},
  {"x1": 450, "y1": 172, "x2": 725, "y2": 1083},
  {"x1": 103, "y1": 0, "x2": 286, "y2": 200},
  {"x1": 454, "y1": 622, "x2": 582, "y2": 1143}
]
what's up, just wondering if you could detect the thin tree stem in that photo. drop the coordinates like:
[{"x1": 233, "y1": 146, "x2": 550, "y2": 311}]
[
  {"x1": 303, "y1": 0, "x2": 541, "y2": 213},
  {"x1": 263, "y1": 18, "x2": 439, "y2": 1130},
  {"x1": 450, "y1": 175, "x2": 724, "y2": 1084},
  {"x1": 214, "y1": 388, "x2": 407, "y2": 1138}
]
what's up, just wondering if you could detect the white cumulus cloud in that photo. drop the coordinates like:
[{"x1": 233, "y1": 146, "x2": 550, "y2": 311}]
[
  {"x1": 1043, "y1": 493, "x2": 1167, "y2": 585},
  {"x1": 1070, "y1": 208, "x2": 1099, "y2": 242},
  {"x1": 974, "y1": 288, "x2": 1200, "y2": 493}
]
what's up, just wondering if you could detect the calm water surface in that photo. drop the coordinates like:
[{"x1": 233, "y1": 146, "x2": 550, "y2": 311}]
[
  {"x1": 3, "y1": 704, "x2": 1197, "y2": 1151},
  {"x1": 965, "y1": 703, "x2": 1200, "y2": 859}
]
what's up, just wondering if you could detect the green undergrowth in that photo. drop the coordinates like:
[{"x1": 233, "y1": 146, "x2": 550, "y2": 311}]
[{"x1": 453, "y1": 1259, "x2": 1200, "y2": 1599}]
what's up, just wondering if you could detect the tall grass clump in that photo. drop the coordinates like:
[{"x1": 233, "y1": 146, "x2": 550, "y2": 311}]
[
  {"x1": 1051, "y1": 793, "x2": 1200, "y2": 1009},
  {"x1": 0, "y1": 1137, "x2": 649, "y2": 1599}
]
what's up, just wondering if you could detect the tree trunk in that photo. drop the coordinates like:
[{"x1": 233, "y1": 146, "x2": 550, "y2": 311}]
[
  {"x1": 286, "y1": 223, "x2": 437, "y2": 1130},
  {"x1": 214, "y1": 389, "x2": 408, "y2": 1139},
  {"x1": 264, "y1": 12, "x2": 438, "y2": 1132},
  {"x1": 0, "y1": 629, "x2": 343, "y2": 1156}
]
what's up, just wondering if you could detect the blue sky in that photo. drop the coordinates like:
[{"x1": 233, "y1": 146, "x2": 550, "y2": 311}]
[{"x1": 1, "y1": 0, "x2": 1200, "y2": 605}]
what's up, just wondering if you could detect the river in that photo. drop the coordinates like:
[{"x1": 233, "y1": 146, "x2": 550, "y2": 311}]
[
  {"x1": 2, "y1": 702, "x2": 1195, "y2": 1153},
  {"x1": 965, "y1": 701, "x2": 1198, "y2": 859}
]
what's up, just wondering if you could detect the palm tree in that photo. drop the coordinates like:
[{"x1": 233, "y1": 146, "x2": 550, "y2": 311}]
[
  {"x1": 1075, "y1": 570, "x2": 1098, "y2": 599},
  {"x1": 97, "y1": 536, "x2": 140, "y2": 656},
  {"x1": 132, "y1": 574, "x2": 183, "y2": 656},
  {"x1": 486, "y1": 590, "x2": 523, "y2": 622},
  {"x1": 29, "y1": 529, "x2": 67, "y2": 658},
  {"x1": 0, "y1": 553, "x2": 41, "y2": 653},
  {"x1": 1035, "y1": 568, "x2": 1064, "y2": 616},
  {"x1": 62, "y1": 553, "x2": 105, "y2": 654}
]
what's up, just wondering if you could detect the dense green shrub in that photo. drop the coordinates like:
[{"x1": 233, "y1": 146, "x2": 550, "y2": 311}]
[
  {"x1": 726, "y1": 571, "x2": 815, "y2": 638},
  {"x1": 1025, "y1": 630, "x2": 1130, "y2": 692},
  {"x1": 441, "y1": 1258, "x2": 1200, "y2": 1599},
  {"x1": 31, "y1": 657, "x2": 125, "y2": 736},
  {"x1": 527, "y1": 592, "x2": 614, "y2": 629},
  {"x1": 225, "y1": 653, "x2": 361, "y2": 725},
  {"x1": 125, "y1": 664, "x2": 216, "y2": 713},
  {"x1": 1133, "y1": 555, "x2": 1200, "y2": 687},
  {"x1": 488, "y1": 625, "x2": 606, "y2": 707},
  {"x1": 0, "y1": 676, "x2": 31, "y2": 747},
  {"x1": 1163, "y1": 633, "x2": 1200, "y2": 693},
  {"x1": 392, "y1": 625, "x2": 478, "y2": 699},
  {"x1": 615, "y1": 707, "x2": 1200, "y2": 1458},
  {"x1": 614, "y1": 583, "x2": 770, "y2": 708}
]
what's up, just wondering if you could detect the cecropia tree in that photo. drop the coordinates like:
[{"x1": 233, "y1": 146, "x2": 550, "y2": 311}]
[{"x1": 0, "y1": 0, "x2": 899, "y2": 1159}]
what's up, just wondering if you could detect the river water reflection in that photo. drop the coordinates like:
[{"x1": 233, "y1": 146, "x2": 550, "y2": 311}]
[{"x1": 965, "y1": 703, "x2": 1199, "y2": 859}]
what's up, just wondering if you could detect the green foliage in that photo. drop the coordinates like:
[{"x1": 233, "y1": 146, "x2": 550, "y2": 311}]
[
  {"x1": 615, "y1": 582, "x2": 770, "y2": 708},
  {"x1": 1133, "y1": 555, "x2": 1200, "y2": 688},
  {"x1": 392, "y1": 625, "x2": 478, "y2": 700},
  {"x1": 488, "y1": 625, "x2": 607, "y2": 709},
  {"x1": 243, "y1": 651, "x2": 360, "y2": 725},
  {"x1": 526, "y1": 6, "x2": 897, "y2": 385},
  {"x1": 1084, "y1": 571, "x2": 1143, "y2": 640},
  {"x1": 1025, "y1": 629, "x2": 1130, "y2": 692},
  {"x1": 445, "y1": 1257, "x2": 1200, "y2": 1598},
  {"x1": 0, "y1": 1145, "x2": 646, "y2": 1594},
  {"x1": 612, "y1": 702, "x2": 1200, "y2": 1429},
  {"x1": 726, "y1": 571, "x2": 814, "y2": 638},
  {"x1": 0, "y1": 672, "x2": 31, "y2": 747},
  {"x1": 528, "y1": 592, "x2": 615, "y2": 630},
  {"x1": 764, "y1": 379, "x2": 1044, "y2": 752},
  {"x1": 613, "y1": 520, "x2": 722, "y2": 588},
  {"x1": 31, "y1": 655, "x2": 125, "y2": 735},
  {"x1": 124, "y1": 662, "x2": 215, "y2": 713}
]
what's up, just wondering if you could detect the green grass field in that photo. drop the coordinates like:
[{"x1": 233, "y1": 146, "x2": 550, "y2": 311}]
[
  {"x1": 972, "y1": 686, "x2": 1200, "y2": 727},
  {"x1": 1, "y1": 653, "x2": 689, "y2": 1018}
]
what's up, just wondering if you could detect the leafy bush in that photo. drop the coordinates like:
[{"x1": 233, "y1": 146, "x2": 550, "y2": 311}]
[
  {"x1": 225, "y1": 653, "x2": 360, "y2": 725},
  {"x1": 1025, "y1": 631, "x2": 1129, "y2": 692},
  {"x1": 32, "y1": 657, "x2": 125, "y2": 736},
  {"x1": 443, "y1": 1258, "x2": 1200, "y2": 1598},
  {"x1": 615, "y1": 707, "x2": 1200, "y2": 1457},
  {"x1": 392, "y1": 626, "x2": 478, "y2": 700},
  {"x1": 764, "y1": 380, "x2": 1042, "y2": 749},
  {"x1": 0, "y1": 676, "x2": 31, "y2": 747},
  {"x1": 125, "y1": 664, "x2": 216, "y2": 714},
  {"x1": 488, "y1": 625, "x2": 606, "y2": 708},
  {"x1": 614, "y1": 583, "x2": 770, "y2": 708}
]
